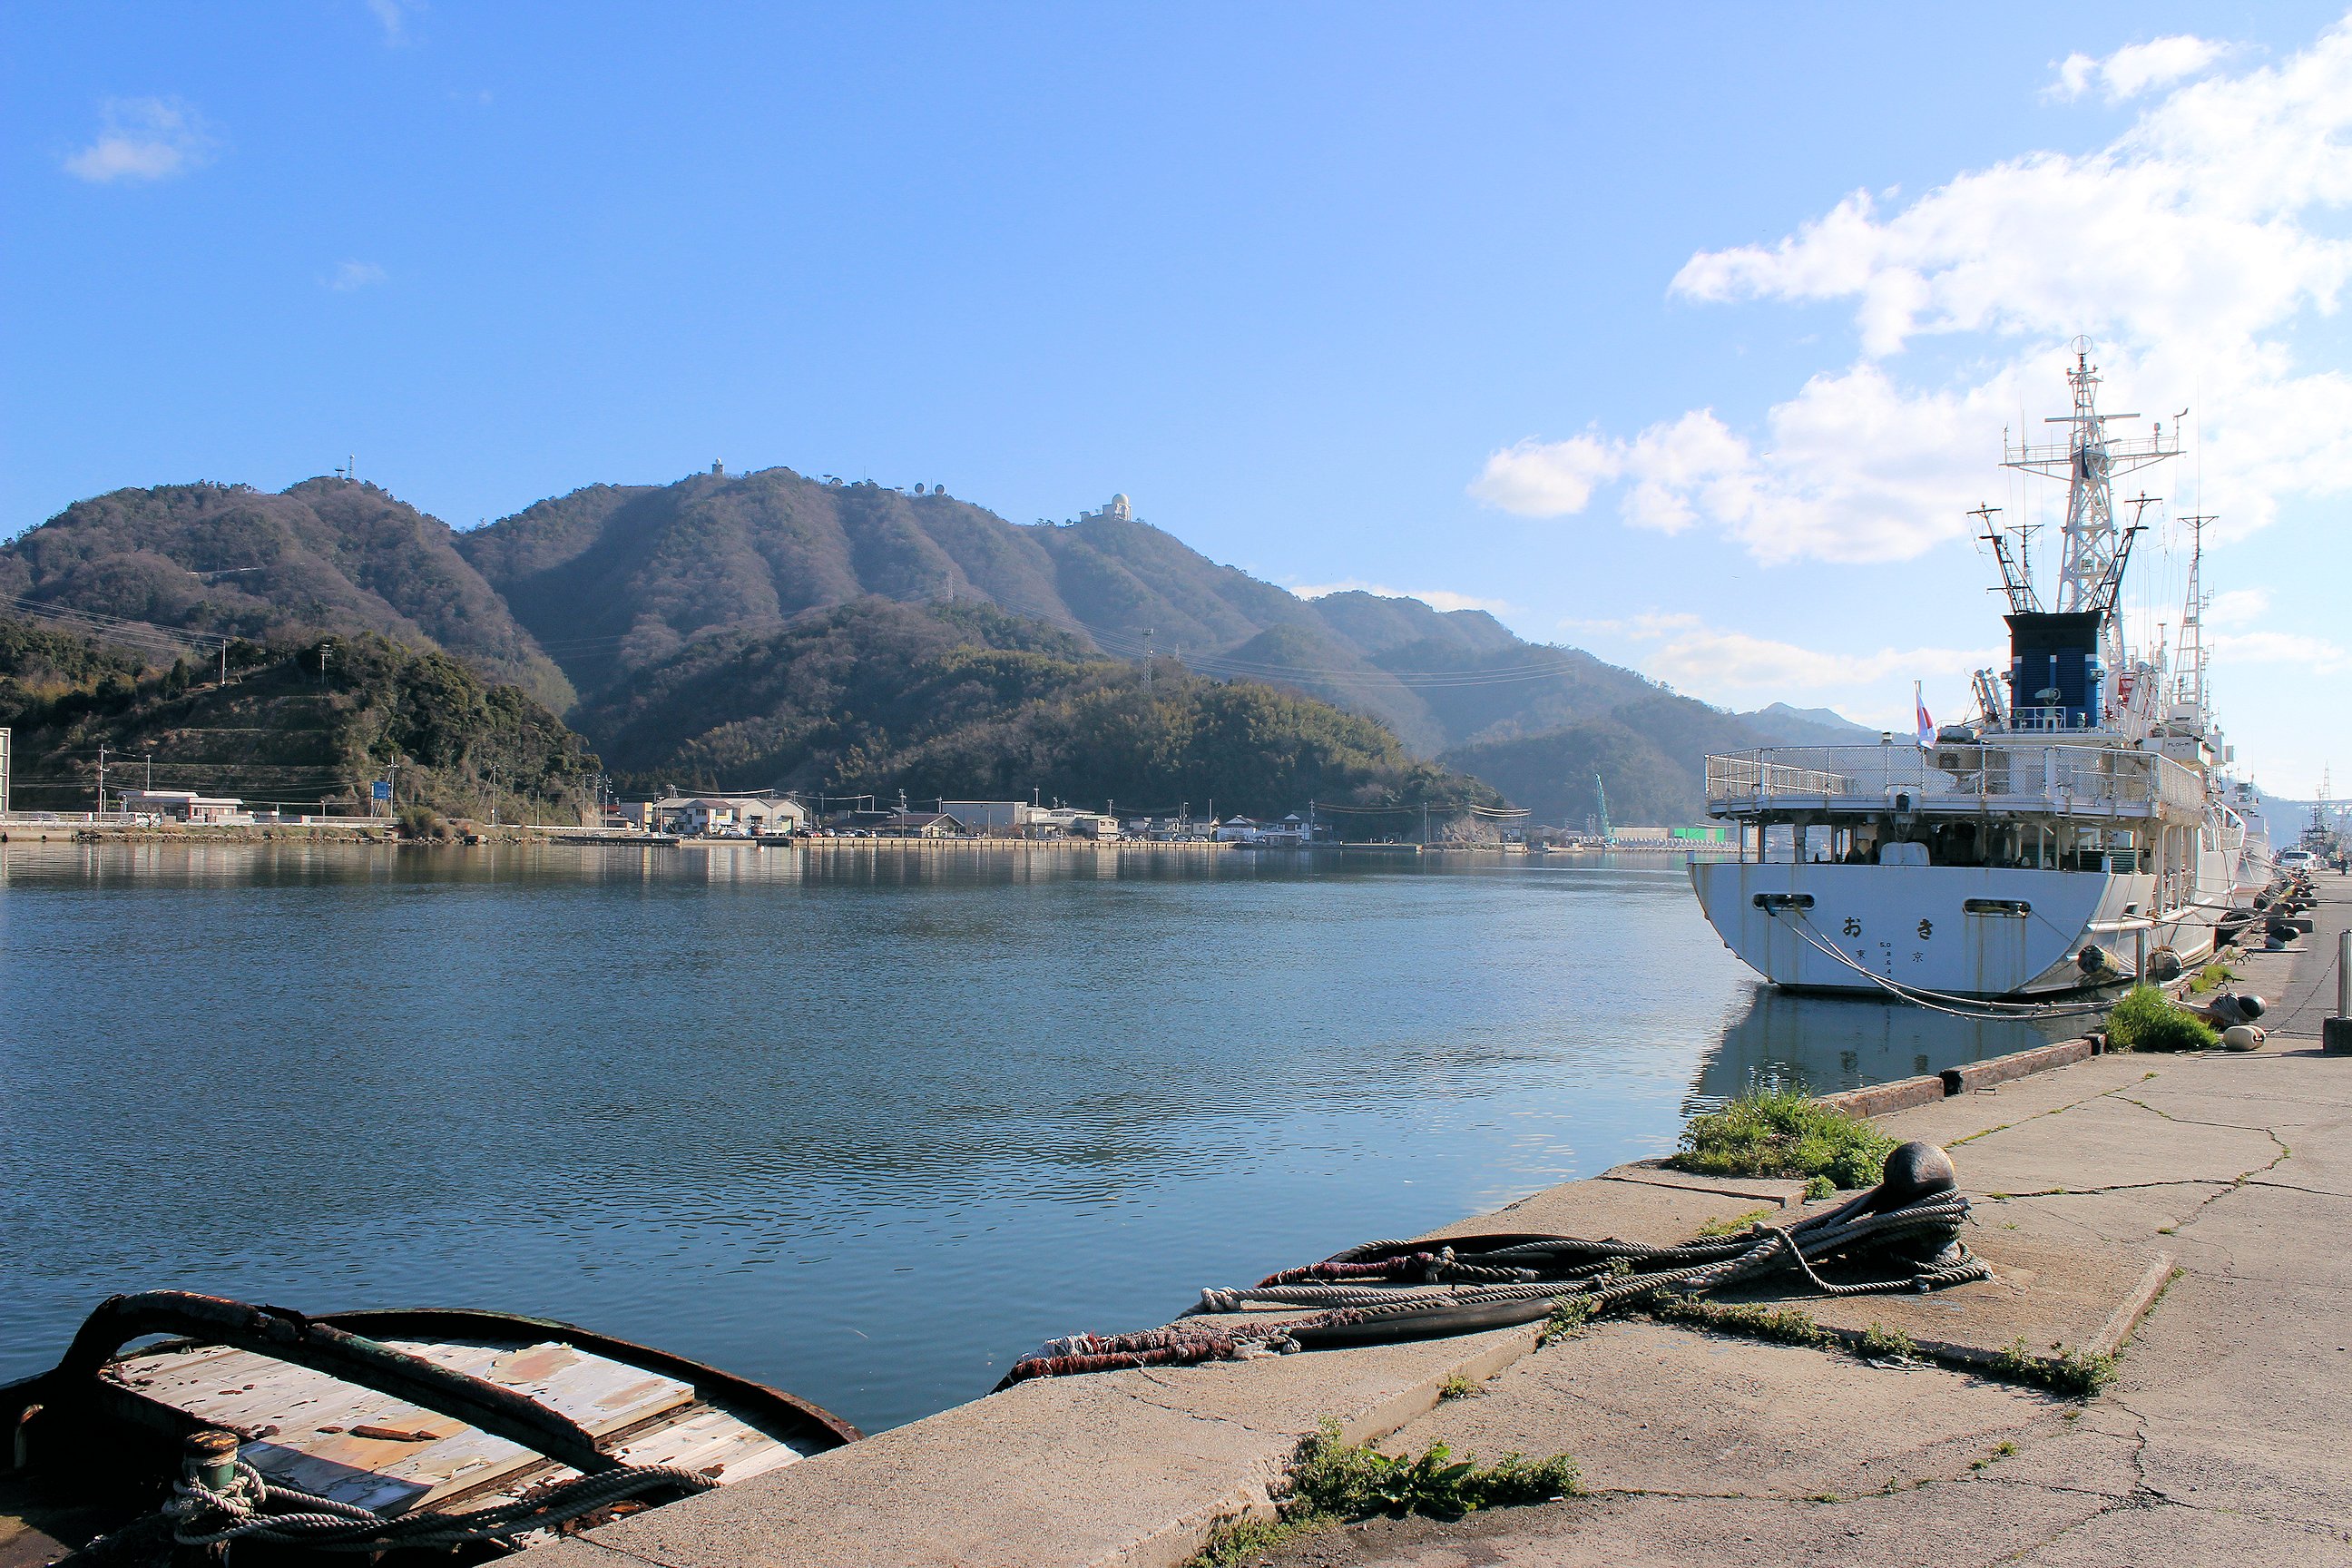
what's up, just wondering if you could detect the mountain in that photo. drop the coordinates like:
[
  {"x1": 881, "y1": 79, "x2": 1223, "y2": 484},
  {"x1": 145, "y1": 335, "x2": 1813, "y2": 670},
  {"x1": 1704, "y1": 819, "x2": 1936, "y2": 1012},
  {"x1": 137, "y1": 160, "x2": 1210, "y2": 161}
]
[
  {"x1": 583, "y1": 596, "x2": 1496, "y2": 824},
  {"x1": 1737, "y1": 702, "x2": 1880, "y2": 747},
  {"x1": 0, "y1": 620, "x2": 594, "y2": 821},
  {"x1": 0, "y1": 480, "x2": 573, "y2": 711},
  {"x1": 447, "y1": 469, "x2": 1796, "y2": 773},
  {"x1": 5, "y1": 470, "x2": 1844, "y2": 823}
]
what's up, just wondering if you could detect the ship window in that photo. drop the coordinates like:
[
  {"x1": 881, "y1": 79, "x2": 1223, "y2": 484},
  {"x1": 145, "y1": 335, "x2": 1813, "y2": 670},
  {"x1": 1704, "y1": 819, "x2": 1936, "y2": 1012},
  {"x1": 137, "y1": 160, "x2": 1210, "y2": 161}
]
[
  {"x1": 1964, "y1": 898, "x2": 2031, "y2": 916},
  {"x1": 1752, "y1": 893, "x2": 1815, "y2": 910}
]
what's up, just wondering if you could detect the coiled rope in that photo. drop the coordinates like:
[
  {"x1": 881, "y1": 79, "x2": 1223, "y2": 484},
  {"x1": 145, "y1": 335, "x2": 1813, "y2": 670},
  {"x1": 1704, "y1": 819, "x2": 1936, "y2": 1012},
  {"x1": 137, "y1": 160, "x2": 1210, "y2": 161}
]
[
  {"x1": 164, "y1": 1456, "x2": 716, "y2": 1551},
  {"x1": 998, "y1": 1153, "x2": 1989, "y2": 1387}
]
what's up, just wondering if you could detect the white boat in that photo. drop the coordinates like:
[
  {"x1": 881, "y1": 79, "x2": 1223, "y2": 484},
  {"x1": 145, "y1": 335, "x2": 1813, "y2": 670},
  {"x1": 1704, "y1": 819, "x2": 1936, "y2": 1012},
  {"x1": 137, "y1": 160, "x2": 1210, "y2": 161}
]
[{"x1": 1691, "y1": 344, "x2": 2260, "y2": 998}]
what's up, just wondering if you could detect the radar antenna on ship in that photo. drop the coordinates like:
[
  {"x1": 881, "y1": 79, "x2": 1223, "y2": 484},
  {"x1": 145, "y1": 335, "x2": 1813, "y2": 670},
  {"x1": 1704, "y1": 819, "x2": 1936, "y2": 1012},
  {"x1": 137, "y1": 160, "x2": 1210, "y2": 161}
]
[{"x1": 2002, "y1": 338, "x2": 2180, "y2": 678}]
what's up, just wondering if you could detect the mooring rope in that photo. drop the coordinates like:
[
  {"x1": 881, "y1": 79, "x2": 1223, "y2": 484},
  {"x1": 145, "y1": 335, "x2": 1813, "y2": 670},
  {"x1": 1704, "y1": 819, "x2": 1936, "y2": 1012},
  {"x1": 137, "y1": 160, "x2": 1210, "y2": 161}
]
[
  {"x1": 997, "y1": 1149, "x2": 1989, "y2": 1387},
  {"x1": 163, "y1": 1457, "x2": 717, "y2": 1551}
]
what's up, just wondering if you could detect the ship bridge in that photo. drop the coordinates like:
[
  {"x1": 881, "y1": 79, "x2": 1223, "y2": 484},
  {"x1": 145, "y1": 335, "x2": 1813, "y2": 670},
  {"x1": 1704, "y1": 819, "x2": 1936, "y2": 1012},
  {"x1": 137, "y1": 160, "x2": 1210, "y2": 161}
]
[{"x1": 1704, "y1": 739, "x2": 2210, "y2": 894}]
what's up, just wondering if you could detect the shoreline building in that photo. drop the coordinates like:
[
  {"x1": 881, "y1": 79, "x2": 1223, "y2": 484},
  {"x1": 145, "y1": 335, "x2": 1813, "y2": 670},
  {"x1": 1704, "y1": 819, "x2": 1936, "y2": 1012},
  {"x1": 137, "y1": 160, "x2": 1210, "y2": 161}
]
[{"x1": 118, "y1": 789, "x2": 252, "y2": 826}]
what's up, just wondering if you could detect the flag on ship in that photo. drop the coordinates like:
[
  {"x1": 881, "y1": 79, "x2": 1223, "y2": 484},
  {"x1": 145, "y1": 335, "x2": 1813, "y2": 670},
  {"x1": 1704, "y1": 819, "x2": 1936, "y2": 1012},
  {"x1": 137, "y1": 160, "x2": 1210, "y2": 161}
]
[{"x1": 1915, "y1": 682, "x2": 1935, "y2": 748}]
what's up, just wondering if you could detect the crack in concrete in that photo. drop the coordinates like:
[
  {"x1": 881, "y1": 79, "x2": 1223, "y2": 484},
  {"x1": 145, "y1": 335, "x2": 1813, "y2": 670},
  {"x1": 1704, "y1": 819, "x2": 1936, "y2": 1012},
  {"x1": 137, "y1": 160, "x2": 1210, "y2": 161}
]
[
  {"x1": 1978, "y1": 1178, "x2": 2231, "y2": 1199},
  {"x1": 555, "y1": 1537, "x2": 689, "y2": 1568},
  {"x1": 1948, "y1": 1080, "x2": 2141, "y2": 1148},
  {"x1": 1115, "y1": 1379, "x2": 1303, "y2": 1441}
]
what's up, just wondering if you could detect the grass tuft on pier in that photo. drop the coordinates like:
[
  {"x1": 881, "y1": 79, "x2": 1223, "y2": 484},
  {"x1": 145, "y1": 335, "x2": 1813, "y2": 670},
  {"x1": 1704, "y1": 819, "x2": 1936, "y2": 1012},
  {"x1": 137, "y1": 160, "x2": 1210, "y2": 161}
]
[
  {"x1": 1190, "y1": 1421, "x2": 1582, "y2": 1564},
  {"x1": 1667, "y1": 1089, "x2": 1896, "y2": 1191},
  {"x1": 2103, "y1": 985, "x2": 2219, "y2": 1053}
]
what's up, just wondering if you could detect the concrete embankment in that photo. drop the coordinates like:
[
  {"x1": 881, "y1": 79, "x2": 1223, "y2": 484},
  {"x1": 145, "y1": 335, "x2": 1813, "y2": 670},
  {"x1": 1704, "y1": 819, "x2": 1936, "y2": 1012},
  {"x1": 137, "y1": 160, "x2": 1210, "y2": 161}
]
[{"x1": 522, "y1": 879, "x2": 2352, "y2": 1568}]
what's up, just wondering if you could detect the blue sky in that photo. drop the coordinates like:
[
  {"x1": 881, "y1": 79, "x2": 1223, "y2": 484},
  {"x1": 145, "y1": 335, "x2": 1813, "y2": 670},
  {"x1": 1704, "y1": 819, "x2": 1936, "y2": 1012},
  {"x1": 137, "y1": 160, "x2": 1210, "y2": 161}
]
[{"x1": 6, "y1": 3, "x2": 2348, "y2": 792}]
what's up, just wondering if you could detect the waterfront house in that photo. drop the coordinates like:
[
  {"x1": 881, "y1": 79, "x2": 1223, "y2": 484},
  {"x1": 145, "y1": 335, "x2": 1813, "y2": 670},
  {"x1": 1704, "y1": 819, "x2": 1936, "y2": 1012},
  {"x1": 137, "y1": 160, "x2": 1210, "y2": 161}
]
[
  {"x1": 654, "y1": 795, "x2": 808, "y2": 837},
  {"x1": 118, "y1": 789, "x2": 252, "y2": 826},
  {"x1": 1214, "y1": 816, "x2": 1259, "y2": 844},
  {"x1": 942, "y1": 800, "x2": 1027, "y2": 833},
  {"x1": 877, "y1": 811, "x2": 966, "y2": 838}
]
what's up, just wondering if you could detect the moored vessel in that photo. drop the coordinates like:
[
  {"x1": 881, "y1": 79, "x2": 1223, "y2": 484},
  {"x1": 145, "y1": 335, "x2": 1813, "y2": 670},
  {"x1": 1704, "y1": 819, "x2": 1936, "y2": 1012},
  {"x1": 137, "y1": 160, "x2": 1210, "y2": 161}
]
[
  {"x1": 1, "y1": 1291, "x2": 858, "y2": 1562},
  {"x1": 1690, "y1": 344, "x2": 2258, "y2": 999}
]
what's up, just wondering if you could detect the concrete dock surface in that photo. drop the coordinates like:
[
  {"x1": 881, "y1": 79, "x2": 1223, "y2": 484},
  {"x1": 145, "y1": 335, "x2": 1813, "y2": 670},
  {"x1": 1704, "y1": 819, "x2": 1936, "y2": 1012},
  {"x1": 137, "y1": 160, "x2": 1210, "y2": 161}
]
[{"x1": 528, "y1": 879, "x2": 2352, "y2": 1568}]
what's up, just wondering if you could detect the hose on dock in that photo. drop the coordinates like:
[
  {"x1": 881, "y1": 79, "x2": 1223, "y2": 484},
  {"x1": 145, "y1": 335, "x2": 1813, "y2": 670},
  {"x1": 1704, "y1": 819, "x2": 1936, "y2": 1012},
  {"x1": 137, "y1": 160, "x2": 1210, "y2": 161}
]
[{"x1": 997, "y1": 1142, "x2": 1988, "y2": 1387}]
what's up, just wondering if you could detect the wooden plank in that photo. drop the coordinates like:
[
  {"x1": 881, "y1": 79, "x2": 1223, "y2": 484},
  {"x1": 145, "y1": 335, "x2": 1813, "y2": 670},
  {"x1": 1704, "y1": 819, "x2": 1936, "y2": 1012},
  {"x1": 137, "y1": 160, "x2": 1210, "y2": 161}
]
[{"x1": 104, "y1": 1338, "x2": 788, "y2": 1517}]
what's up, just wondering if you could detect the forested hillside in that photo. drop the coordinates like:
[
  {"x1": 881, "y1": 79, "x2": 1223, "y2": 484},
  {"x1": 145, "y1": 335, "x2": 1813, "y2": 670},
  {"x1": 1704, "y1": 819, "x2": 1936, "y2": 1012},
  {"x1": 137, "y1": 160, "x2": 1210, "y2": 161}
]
[
  {"x1": 0, "y1": 479, "x2": 572, "y2": 710},
  {"x1": 5, "y1": 469, "x2": 1881, "y2": 824},
  {"x1": 584, "y1": 598, "x2": 1496, "y2": 823},
  {"x1": 0, "y1": 621, "x2": 595, "y2": 821}
]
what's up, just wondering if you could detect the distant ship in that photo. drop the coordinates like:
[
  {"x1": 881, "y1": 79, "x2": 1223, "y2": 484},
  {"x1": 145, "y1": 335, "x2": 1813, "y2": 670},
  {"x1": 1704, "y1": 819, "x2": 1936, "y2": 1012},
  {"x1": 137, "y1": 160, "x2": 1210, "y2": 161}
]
[{"x1": 1690, "y1": 343, "x2": 2264, "y2": 998}]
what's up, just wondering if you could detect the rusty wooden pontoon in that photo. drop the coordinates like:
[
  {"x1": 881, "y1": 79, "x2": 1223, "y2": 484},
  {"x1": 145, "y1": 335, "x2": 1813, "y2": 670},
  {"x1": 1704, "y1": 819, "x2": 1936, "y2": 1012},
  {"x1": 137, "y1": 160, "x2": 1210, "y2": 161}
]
[{"x1": 2, "y1": 1291, "x2": 858, "y2": 1563}]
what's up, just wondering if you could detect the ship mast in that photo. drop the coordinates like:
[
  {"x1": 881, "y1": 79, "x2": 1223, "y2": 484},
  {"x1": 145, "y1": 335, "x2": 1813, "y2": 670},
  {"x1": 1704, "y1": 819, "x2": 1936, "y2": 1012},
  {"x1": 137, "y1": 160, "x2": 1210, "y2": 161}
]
[
  {"x1": 2002, "y1": 338, "x2": 2180, "y2": 680},
  {"x1": 2173, "y1": 511, "x2": 2215, "y2": 729}
]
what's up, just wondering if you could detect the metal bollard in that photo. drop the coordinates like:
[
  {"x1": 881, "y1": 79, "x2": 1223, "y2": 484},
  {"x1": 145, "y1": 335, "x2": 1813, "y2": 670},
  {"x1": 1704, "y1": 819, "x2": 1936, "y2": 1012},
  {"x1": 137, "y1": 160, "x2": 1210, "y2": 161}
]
[
  {"x1": 2328, "y1": 930, "x2": 2352, "y2": 1055},
  {"x1": 173, "y1": 1429, "x2": 241, "y2": 1567}
]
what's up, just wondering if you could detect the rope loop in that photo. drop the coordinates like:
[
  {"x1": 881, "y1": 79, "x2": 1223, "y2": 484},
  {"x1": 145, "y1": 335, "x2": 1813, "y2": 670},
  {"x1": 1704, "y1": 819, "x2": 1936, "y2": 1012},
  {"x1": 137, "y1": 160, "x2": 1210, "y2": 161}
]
[{"x1": 999, "y1": 1179, "x2": 1991, "y2": 1387}]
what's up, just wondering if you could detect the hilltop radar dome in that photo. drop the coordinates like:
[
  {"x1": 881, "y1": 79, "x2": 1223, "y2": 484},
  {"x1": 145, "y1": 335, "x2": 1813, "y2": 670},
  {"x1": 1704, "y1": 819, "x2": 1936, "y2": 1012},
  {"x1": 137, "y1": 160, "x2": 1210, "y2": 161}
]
[{"x1": 1104, "y1": 493, "x2": 1132, "y2": 521}]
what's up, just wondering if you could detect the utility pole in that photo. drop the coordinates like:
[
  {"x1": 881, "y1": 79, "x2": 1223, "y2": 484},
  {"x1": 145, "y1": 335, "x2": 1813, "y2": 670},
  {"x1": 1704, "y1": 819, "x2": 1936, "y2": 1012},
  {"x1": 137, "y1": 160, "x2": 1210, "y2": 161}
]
[
  {"x1": 219, "y1": 639, "x2": 228, "y2": 688},
  {"x1": 95, "y1": 744, "x2": 108, "y2": 815},
  {"x1": 144, "y1": 752, "x2": 152, "y2": 791}
]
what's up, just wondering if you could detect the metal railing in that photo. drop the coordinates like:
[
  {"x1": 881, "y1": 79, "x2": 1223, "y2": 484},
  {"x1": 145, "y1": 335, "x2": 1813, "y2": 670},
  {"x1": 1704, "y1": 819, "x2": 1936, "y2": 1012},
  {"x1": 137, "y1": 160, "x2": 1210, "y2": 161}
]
[{"x1": 1704, "y1": 742, "x2": 2206, "y2": 817}]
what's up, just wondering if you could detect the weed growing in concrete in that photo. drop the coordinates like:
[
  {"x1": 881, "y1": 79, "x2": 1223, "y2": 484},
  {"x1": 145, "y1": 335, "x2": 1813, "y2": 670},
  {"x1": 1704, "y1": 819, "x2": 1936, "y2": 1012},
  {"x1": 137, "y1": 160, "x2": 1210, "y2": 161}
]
[
  {"x1": 1669, "y1": 1089, "x2": 1896, "y2": 1190},
  {"x1": 1540, "y1": 1298, "x2": 1596, "y2": 1346},
  {"x1": 1855, "y1": 1324, "x2": 1919, "y2": 1362},
  {"x1": 1988, "y1": 1338, "x2": 2117, "y2": 1396},
  {"x1": 1804, "y1": 1174, "x2": 1836, "y2": 1201},
  {"x1": 2103, "y1": 985, "x2": 2219, "y2": 1053},
  {"x1": 1436, "y1": 1373, "x2": 1484, "y2": 1401},
  {"x1": 1648, "y1": 1296, "x2": 1828, "y2": 1347},
  {"x1": 1266, "y1": 1420, "x2": 1581, "y2": 1525},
  {"x1": 1969, "y1": 1440, "x2": 2018, "y2": 1471},
  {"x1": 1190, "y1": 1512, "x2": 1329, "y2": 1567},
  {"x1": 1694, "y1": 1206, "x2": 1775, "y2": 1239}
]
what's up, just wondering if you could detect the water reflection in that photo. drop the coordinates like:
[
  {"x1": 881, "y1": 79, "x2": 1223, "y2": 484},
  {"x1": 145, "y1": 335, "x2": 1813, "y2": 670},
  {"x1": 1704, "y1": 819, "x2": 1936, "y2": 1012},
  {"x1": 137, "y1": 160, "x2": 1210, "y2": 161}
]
[
  {"x1": 1694, "y1": 985, "x2": 2081, "y2": 1106},
  {"x1": 0, "y1": 842, "x2": 2055, "y2": 1433}
]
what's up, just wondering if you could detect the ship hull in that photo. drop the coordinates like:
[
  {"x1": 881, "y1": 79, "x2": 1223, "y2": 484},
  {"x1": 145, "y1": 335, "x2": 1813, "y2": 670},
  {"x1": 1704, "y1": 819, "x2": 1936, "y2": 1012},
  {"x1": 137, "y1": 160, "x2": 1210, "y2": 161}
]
[{"x1": 1689, "y1": 859, "x2": 2227, "y2": 998}]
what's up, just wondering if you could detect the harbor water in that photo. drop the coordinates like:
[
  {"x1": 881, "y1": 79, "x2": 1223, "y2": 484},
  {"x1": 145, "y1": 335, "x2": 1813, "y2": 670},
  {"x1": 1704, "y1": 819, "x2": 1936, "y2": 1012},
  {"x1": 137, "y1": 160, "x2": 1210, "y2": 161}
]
[{"x1": 0, "y1": 842, "x2": 2075, "y2": 1433}]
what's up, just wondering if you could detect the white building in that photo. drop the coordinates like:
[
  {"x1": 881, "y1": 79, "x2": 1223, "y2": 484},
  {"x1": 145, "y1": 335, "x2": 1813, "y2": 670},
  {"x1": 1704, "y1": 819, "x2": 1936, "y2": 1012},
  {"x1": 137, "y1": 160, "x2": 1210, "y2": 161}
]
[
  {"x1": 651, "y1": 795, "x2": 808, "y2": 837},
  {"x1": 120, "y1": 789, "x2": 251, "y2": 826},
  {"x1": 943, "y1": 800, "x2": 1029, "y2": 833}
]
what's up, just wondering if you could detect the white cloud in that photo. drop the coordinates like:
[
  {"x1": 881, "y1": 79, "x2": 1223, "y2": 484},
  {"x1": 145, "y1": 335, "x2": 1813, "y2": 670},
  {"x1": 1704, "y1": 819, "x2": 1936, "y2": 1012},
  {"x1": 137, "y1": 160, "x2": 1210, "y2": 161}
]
[
  {"x1": 1476, "y1": 17, "x2": 2352, "y2": 564},
  {"x1": 368, "y1": 0, "x2": 421, "y2": 44},
  {"x1": 2051, "y1": 35, "x2": 2230, "y2": 103},
  {"x1": 63, "y1": 97, "x2": 217, "y2": 183},
  {"x1": 1469, "y1": 433, "x2": 1618, "y2": 515},
  {"x1": 2207, "y1": 586, "x2": 2271, "y2": 627},
  {"x1": 1576, "y1": 612, "x2": 1993, "y2": 699},
  {"x1": 326, "y1": 260, "x2": 388, "y2": 291},
  {"x1": 1291, "y1": 580, "x2": 1514, "y2": 615},
  {"x1": 2211, "y1": 629, "x2": 2352, "y2": 672}
]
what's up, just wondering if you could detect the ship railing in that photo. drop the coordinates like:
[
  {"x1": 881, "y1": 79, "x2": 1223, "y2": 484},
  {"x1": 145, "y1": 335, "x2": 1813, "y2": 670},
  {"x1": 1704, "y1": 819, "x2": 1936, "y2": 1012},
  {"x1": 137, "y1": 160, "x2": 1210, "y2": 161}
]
[{"x1": 1704, "y1": 743, "x2": 2206, "y2": 817}]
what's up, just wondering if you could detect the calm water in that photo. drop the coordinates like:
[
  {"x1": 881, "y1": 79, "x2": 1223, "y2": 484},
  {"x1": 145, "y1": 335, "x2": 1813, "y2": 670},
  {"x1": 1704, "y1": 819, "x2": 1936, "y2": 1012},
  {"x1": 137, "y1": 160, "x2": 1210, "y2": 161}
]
[{"x1": 0, "y1": 843, "x2": 2072, "y2": 1432}]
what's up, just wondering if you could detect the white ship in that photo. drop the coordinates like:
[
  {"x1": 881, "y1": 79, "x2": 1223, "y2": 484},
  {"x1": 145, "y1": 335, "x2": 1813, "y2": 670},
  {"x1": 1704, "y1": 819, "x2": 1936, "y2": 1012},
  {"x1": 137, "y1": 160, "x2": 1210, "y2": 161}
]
[{"x1": 1691, "y1": 344, "x2": 2262, "y2": 998}]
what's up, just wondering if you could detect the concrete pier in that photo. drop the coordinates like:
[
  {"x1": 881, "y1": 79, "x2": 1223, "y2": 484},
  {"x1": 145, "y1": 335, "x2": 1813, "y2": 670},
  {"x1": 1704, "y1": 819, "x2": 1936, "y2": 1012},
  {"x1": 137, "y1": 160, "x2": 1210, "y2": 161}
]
[{"x1": 521, "y1": 877, "x2": 2352, "y2": 1568}]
